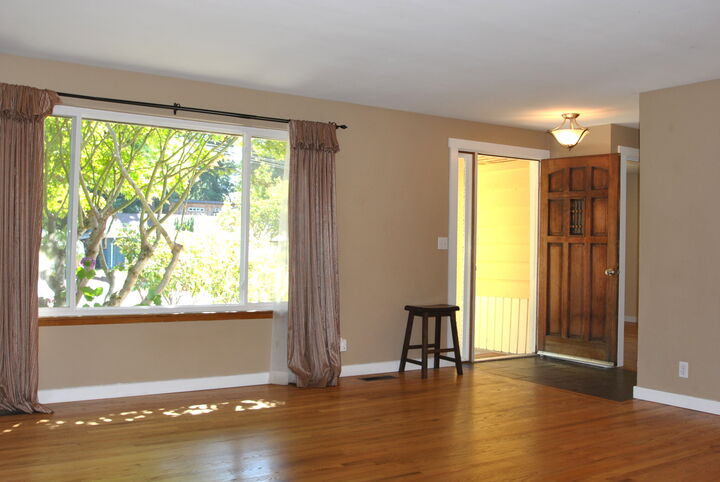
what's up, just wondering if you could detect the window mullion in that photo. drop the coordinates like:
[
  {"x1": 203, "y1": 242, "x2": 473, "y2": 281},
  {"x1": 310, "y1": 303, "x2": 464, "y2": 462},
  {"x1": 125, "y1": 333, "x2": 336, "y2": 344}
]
[
  {"x1": 239, "y1": 134, "x2": 252, "y2": 304},
  {"x1": 65, "y1": 114, "x2": 83, "y2": 309}
]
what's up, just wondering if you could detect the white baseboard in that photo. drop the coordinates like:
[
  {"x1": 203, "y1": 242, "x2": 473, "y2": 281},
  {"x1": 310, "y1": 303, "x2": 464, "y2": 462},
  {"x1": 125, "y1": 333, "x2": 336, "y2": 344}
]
[
  {"x1": 634, "y1": 386, "x2": 720, "y2": 415},
  {"x1": 268, "y1": 370, "x2": 289, "y2": 385},
  {"x1": 341, "y1": 359, "x2": 455, "y2": 377},
  {"x1": 38, "y1": 359, "x2": 459, "y2": 404},
  {"x1": 39, "y1": 372, "x2": 269, "y2": 404},
  {"x1": 625, "y1": 316, "x2": 638, "y2": 323}
]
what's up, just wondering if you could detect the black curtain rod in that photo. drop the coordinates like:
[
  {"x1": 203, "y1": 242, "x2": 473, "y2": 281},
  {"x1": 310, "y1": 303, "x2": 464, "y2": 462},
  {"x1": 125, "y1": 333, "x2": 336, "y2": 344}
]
[{"x1": 57, "y1": 92, "x2": 348, "y2": 129}]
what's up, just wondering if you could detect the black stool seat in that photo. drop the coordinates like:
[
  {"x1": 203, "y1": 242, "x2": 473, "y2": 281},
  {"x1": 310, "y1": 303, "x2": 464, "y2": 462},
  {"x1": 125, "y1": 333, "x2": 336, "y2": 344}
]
[
  {"x1": 399, "y1": 304, "x2": 463, "y2": 378},
  {"x1": 404, "y1": 304, "x2": 460, "y2": 315}
]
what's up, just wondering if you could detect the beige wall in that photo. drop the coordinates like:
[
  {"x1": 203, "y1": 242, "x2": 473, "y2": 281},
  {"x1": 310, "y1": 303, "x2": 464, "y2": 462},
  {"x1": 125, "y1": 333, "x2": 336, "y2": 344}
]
[
  {"x1": 0, "y1": 53, "x2": 547, "y2": 389},
  {"x1": 638, "y1": 78, "x2": 720, "y2": 401},
  {"x1": 40, "y1": 320, "x2": 272, "y2": 389},
  {"x1": 611, "y1": 124, "x2": 640, "y2": 152}
]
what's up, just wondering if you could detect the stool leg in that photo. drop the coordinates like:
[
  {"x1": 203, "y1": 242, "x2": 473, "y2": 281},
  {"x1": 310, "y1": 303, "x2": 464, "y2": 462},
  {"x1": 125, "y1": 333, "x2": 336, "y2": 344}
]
[
  {"x1": 434, "y1": 315, "x2": 441, "y2": 369},
  {"x1": 450, "y1": 311, "x2": 464, "y2": 375},
  {"x1": 421, "y1": 314, "x2": 429, "y2": 379},
  {"x1": 399, "y1": 312, "x2": 414, "y2": 372}
]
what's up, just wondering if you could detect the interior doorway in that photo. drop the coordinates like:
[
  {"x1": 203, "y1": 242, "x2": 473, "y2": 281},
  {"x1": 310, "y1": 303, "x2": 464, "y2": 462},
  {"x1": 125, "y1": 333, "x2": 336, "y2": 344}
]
[{"x1": 621, "y1": 157, "x2": 640, "y2": 370}]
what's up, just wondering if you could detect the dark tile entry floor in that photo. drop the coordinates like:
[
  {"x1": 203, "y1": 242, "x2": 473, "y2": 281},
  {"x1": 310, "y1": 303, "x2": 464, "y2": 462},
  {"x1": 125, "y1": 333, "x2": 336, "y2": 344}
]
[{"x1": 474, "y1": 355, "x2": 636, "y2": 402}]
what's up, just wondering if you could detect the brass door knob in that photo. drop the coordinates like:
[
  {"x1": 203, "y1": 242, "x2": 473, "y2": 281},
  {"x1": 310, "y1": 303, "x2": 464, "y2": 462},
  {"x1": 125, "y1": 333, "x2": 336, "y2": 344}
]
[{"x1": 604, "y1": 268, "x2": 618, "y2": 276}]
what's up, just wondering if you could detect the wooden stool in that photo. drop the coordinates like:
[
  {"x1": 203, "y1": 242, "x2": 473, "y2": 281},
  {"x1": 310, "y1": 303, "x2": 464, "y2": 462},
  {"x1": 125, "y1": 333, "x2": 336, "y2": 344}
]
[{"x1": 399, "y1": 304, "x2": 463, "y2": 378}]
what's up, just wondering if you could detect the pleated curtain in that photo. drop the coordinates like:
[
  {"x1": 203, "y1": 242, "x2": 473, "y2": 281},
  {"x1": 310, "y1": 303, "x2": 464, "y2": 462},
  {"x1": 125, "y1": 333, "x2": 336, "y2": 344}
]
[
  {"x1": 0, "y1": 83, "x2": 59, "y2": 414},
  {"x1": 287, "y1": 120, "x2": 341, "y2": 388}
]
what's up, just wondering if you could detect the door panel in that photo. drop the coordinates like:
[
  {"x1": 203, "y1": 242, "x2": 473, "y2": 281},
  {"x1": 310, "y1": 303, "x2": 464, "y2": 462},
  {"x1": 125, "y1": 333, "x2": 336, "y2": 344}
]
[
  {"x1": 538, "y1": 154, "x2": 620, "y2": 363},
  {"x1": 568, "y1": 243, "x2": 585, "y2": 337}
]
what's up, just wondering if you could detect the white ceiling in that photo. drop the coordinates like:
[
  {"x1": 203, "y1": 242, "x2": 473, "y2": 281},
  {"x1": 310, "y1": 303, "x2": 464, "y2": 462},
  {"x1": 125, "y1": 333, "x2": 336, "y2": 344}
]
[{"x1": 2, "y1": 0, "x2": 720, "y2": 130}]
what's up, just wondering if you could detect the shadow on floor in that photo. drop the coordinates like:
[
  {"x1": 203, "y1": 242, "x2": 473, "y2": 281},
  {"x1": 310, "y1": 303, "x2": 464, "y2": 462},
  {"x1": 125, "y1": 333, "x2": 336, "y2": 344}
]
[{"x1": 473, "y1": 356, "x2": 637, "y2": 402}]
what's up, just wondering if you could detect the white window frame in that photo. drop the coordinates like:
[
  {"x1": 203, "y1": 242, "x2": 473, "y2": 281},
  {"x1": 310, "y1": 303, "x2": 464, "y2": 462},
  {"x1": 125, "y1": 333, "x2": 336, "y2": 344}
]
[{"x1": 40, "y1": 105, "x2": 289, "y2": 317}]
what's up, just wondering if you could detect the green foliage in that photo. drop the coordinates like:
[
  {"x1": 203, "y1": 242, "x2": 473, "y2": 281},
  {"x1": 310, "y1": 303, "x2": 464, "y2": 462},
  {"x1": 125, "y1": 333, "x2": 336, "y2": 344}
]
[
  {"x1": 175, "y1": 217, "x2": 195, "y2": 232},
  {"x1": 76, "y1": 257, "x2": 104, "y2": 306},
  {"x1": 250, "y1": 162, "x2": 287, "y2": 239},
  {"x1": 252, "y1": 137, "x2": 287, "y2": 161},
  {"x1": 39, "y1": 116, "x2": 73, "y2": 307},
  {"x1": 40, "y1": 118, "x2": 289, "y2": 308},
  {"x1": 189, "y1": 160, "x2": 239, "y2": 201}
]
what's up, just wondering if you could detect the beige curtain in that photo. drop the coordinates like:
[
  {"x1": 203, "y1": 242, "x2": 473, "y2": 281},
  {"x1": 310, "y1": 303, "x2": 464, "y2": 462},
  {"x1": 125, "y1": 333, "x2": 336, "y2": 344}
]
[
  {"x1": 0, "y1": 83, "x2": 59, "y2": 414},
  {"x1": 287, "y1": 120, "x2": 341, "y2": 388}
]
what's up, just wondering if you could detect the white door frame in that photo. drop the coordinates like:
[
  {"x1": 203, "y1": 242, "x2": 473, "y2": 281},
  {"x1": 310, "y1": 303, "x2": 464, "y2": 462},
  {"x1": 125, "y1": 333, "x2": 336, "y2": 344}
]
[
  {"x1": 617, "y1": 146, "x2": 640, "y2": 367},
  {"x1": 449, "y1": 140, "x2": 639, "y2": 366},
  {"x1": 448, "y1": 139, "x2": 549, "y2": 361}
]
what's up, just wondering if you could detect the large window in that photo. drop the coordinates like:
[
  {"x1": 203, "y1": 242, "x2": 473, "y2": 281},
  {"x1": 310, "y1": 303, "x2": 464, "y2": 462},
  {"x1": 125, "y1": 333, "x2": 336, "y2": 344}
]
[{"x1": 39, "y1": 106, "x2": 288, "y2": 315}]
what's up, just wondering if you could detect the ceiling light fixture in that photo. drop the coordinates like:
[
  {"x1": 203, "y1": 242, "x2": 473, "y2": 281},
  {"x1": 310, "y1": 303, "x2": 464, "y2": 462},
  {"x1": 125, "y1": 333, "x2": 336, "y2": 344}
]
[{"x1": 548, "y1": 113, "x2": 589, "y2": 150}]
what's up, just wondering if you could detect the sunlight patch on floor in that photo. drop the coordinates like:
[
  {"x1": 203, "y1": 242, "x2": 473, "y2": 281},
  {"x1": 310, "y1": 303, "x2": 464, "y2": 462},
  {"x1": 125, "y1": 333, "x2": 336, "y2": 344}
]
[{"x1": 0, "y1": 399, "x2": 285, "y2": 435}]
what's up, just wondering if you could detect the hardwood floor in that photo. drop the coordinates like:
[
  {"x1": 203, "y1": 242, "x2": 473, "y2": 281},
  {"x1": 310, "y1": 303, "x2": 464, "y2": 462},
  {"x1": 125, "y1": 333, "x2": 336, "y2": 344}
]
[
  {"x1": 2, "y1": 367, "x2": 719, "y2": 481},
  {"x1": 479, "y1": 356, "x2": 636, "y2": 401}
]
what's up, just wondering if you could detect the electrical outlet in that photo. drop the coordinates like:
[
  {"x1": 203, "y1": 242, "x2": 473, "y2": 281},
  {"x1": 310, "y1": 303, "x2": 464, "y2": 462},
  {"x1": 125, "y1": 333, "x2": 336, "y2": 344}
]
[
  {"x1": 340, "y1": 338, "x2": 348, "y2": 352},
  {"x1": 679, "y1": 361, "x2": 689, "y2": 378},
  {"x1": 437, "y1": 237, "x2": 449, "y2": 250}
]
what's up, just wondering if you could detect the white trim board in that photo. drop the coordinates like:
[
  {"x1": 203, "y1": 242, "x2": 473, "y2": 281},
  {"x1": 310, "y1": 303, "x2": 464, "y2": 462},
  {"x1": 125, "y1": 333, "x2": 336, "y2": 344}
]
[
  {"x1": 39, "y1": 361, "x2": 455, "y2": 404},
  {"x1": 448, "y1": 138, "x2": 549, "y2": 161},
  {"x1": 39, "y1": 372, "x2": 270, "y2": 404},
  {"x1": 618, "y1": 146, "x2": 640, "y2": 163},
  {"x1": 634, "y1": 386, "x2": 720, "y2": 416},
  {"x1": 616, "y1": 146, "x2": 640, "y2": 367}
]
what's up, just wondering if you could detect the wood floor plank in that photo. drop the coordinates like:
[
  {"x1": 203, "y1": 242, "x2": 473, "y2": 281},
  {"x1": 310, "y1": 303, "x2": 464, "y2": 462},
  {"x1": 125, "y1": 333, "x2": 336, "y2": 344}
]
[{"x1": 1, "y1": 367, "x2": 719, "y2": 480}]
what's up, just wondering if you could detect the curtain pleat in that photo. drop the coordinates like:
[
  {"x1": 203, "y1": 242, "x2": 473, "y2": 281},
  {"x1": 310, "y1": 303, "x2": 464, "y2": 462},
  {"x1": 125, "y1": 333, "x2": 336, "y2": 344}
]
[
  {"x1": 0, "y1": 83, "x2": 59, "y2": 414},
  {"x1": 287, "y1": 120, "x2": 341, "y2": 388}
]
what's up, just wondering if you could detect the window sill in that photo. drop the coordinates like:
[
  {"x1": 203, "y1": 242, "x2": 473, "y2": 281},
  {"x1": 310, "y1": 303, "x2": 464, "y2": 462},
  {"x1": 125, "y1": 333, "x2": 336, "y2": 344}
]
[{"x1": 39, "y1": 310, "x2": 274, "y2": 327}]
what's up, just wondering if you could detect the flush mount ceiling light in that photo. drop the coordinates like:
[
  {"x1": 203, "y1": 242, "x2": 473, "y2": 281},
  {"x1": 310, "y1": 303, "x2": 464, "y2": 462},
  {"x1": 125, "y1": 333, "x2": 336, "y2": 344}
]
[{"x1": 548, "y1": 113, "x2": 589, "y2": 150}]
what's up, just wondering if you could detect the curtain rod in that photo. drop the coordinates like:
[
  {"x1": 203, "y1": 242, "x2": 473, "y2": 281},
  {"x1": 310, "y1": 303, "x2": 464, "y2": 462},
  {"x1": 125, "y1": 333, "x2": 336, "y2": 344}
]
[{"x1": 56, "y1": 92, "x2": 348, "y2": 130}]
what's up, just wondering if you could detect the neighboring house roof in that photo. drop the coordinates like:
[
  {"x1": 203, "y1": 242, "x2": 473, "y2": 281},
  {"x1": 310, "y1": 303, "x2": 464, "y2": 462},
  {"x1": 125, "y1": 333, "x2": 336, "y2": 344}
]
[
  {"x1": 99, "y1": 211, "x2": 227, "y2": 239},
  {"x1": 184, "y1": 200, "x2": 224, "y2": 205}
]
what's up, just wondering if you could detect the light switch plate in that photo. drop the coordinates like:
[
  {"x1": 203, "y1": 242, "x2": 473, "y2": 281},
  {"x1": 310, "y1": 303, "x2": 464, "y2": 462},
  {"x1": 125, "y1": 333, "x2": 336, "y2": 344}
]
[
  {"x1": 437, "y1": 237, "x2": 449, "y2": 250},
  {"x1": 679, "y1": 361, "x2": 689, "y2": 378}
]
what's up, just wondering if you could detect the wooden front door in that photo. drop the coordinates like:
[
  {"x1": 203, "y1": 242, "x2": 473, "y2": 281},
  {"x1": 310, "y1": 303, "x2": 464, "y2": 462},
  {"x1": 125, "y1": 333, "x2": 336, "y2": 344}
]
[{"x1": 538, "y1": 154, "x2": 620, "y2": 364}]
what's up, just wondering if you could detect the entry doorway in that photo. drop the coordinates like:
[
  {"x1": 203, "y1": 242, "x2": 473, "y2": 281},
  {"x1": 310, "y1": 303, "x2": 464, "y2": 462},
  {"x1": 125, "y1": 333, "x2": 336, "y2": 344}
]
[
  {"x1": 453, "y1": 150, "x2": 541, "y2": 362},
  {"x1": 473, "y1": 155, "x2": 539, "y2": 360},
  {"x1": 621, "y1": 152, "x2": 640, "y2": 370},
  {"x1": 449, "y1": 139, "x2": 639, "y2": 369}
]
